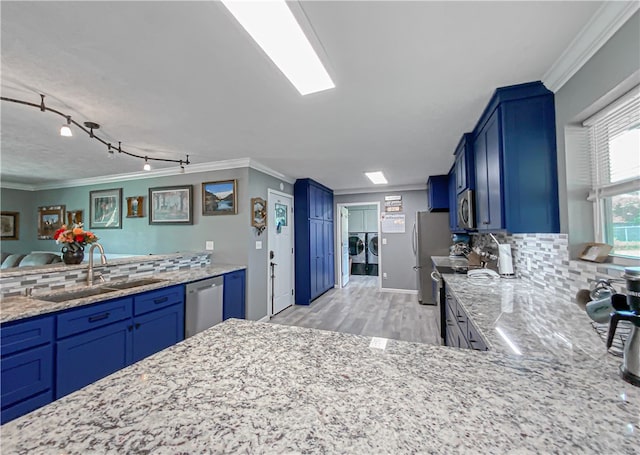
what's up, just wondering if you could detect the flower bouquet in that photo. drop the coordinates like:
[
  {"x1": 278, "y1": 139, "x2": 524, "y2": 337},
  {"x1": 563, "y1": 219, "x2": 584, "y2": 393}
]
[{"x1": 54, "y1": 224, "x2": 98, "y2": 264}]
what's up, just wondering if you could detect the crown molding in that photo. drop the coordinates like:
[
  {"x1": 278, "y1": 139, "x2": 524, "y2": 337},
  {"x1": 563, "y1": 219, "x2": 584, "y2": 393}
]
[
  {"x1": 333, "y1": 183, "x2": 426, "y2": 196},
  {"x1": 247, "y1": 159, "x2": 296, "y2": 184},
  {"x1": 0, "y1": 181, "x2": 38, "y2": 191},
  {"x1": 543, "y1": 1, "x2": 640, "y2": 92},
  {"x1": 1, "y1": 157, "x2": 296, "y2": 191}
]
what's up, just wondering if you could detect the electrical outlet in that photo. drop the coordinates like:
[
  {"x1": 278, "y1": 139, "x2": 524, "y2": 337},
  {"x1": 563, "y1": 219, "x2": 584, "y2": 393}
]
[
  {"x1": 383, "y1": 272, "x2": 388, "y2": 279},
  {"x1": 205, "y1": 241, "x2": 214, "y2": 251},
  {"x1": 382, "y1": 238, "x2": 387, "y2": 245},
  {"x1": 255, "y1": 241, "x2": 262, "y2": 250}
]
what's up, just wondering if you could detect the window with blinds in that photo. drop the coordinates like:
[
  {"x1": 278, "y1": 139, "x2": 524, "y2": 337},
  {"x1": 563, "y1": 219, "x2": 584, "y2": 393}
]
[{"x1": 584, "y1": 85, "x2": 640, "y2": 258}]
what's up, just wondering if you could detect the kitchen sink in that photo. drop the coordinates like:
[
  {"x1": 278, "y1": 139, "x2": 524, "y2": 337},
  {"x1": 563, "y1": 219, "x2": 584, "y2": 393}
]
[
  {"x1": 103, "y1": 278, "x2": 167, "y2": 290},
  {"x1": 37, "y1": 287, "x2": 118, "y2": 302}
]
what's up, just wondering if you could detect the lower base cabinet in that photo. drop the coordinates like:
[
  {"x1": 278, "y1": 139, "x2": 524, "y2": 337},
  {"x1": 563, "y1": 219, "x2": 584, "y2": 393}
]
[
  {"x1": 223, "y1": 270, "x2": 246, "y2": 320},
  {"x1": 444, "y1": 286, "x2": 487, "y2": 351},
  {"x1": 0, "y1": 316, "x2": 54, "y2": 424},
  {"x1": 132, "y1": 303, "x2": 184, "y2": 363}
]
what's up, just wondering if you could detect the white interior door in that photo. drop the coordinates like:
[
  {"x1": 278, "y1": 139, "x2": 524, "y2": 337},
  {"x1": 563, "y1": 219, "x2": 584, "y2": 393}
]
[
  {"x1": 340, "y1": 206, "x2": 350, "y2": 287},
  {"x1": 268, "y1": 190, "x2": 294, "y2": 316}
]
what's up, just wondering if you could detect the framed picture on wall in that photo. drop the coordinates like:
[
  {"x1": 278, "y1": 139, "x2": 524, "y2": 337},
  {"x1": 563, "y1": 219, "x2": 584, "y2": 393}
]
[
  {"x1": 149, "y1": 185, "x2": 193, "y2": 225},
  {"x1": 202, "y1": 179, "x2": 237, "y2": 215},
  {"x1": 37, "y1": 205, "x2": 65, "y2": 239},
  {"x1": 1, "y1": 211, "x2": 19, "y2": 240},
  {"x1": 126, "y1": 196, "x2": 144, "y2": 218},
  {"x1": 89, "y1": 188, "x2": 122, "y2": 229},
  {"x1": 66, "y1": 210, "x2": 83, "y2": 226}
]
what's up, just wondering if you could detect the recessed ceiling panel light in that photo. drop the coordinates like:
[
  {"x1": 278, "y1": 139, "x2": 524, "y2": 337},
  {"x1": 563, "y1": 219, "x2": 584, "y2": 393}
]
[
  {"x1": 365, "y1": 171, "x2": 388, "y2": 185},
  {"x1": 221, "y1": 0, "x2": 335, "y2": 95}
]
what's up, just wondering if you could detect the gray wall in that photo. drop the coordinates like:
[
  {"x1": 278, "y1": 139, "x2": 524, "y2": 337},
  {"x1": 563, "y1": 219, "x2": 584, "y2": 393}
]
[
  {"x1": 0, "y1": 167, "x2": 292, "y2": 321},
  {"x1": 246, "y1": 168, "x2": 293, "y2": 320},
  {"x1": 555, "y1": 11, "x2": 640, "y2": 257},
  {"x1": 335, "y1": 189, "x2": 431, "y2": 291},
  {"x1": 0, "y1": 188, "x2": 36, "y2": 254}
]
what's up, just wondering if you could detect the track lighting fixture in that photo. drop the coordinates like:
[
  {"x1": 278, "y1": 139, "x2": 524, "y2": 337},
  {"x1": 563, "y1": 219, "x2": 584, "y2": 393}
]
[
  {"x1": 60, "y1": 116, "x2": 73, "y2": 137},
  {"x1": 1, "y1": 94, "x2": 191, "y2": 171}
]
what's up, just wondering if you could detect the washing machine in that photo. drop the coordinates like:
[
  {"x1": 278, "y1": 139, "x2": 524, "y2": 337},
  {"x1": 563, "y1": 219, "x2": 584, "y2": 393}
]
[
  {"x1": 366, "y1": 233, "x2": 379, "y2": 265},
  {"x1": 349, "y1": 233, "x2": 367, "y2": 275}
]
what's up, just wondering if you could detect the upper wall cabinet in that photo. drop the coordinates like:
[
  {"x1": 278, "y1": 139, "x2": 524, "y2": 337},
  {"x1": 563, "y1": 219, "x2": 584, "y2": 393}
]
[
  {"x1": 427, "y1": 175, "x2": 449, "y2": 212},
  {"x1": 472, "y1": 81, "x2": 560, "y2": 233},
  {"x1": 453, "y1": 133, "x2": 475, "y2": 194}
]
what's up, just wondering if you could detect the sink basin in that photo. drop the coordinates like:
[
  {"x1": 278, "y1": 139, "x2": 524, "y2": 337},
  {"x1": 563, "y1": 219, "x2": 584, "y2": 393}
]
[
  {"x1": 37, "y1": 287, "x2": 117, "y2": 302},
  {"x1": 103, "y1": 278, "x2": 167, "y2": 290}
]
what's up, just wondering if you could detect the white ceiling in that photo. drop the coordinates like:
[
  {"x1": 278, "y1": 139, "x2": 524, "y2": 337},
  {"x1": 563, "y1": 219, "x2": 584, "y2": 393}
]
[{"x1": 1, "y1": 1, "x2": 603, "y2": 191}]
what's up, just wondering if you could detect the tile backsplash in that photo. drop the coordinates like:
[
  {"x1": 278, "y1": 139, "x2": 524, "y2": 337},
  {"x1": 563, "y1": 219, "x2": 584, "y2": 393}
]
[
  {"x1": 0, "y1": 252, "x2": 211, "y2": 297},
  {"x1": 472, "y1": 233, "x2": 629, "y2": 300}
]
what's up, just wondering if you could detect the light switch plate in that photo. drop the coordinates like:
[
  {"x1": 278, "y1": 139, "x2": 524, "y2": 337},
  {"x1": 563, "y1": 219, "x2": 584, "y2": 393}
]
[
  {"x1": 255, "y1": 241, "x2": 262, "y2": 250},
  {"x1": 205, "y1": 241, "x2": 214, "y2": 251},
  {"x1": 382, "y1": 238, "x2": 387, "y2": 245}
]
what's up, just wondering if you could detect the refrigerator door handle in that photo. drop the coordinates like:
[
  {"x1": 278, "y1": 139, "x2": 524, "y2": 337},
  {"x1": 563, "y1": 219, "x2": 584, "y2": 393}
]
[{"x1": 411, "y1": 222, "x2": 417, "y2": 256}]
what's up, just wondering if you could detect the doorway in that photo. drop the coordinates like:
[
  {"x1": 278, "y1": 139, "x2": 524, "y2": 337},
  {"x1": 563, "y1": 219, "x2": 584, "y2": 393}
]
[
  {"x1": 336, "y1": 202, "x2": 381, "y2": 289},
  {"x1": 267, "y1": 189, "x2": 294, "y2": 317}
]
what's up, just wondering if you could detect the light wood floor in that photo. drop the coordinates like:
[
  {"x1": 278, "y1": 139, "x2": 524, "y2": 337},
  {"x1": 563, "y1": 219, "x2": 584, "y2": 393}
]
[{"x1": 269, "y1": 276, "x2": 441, "y2": 345}]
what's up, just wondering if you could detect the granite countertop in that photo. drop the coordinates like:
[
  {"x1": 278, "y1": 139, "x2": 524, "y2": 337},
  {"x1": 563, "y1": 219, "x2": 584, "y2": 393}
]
[
  {"x1": 0, "y1": 264, "x2": 245, "y2": 324},
  {"x1": 441, "y1": 273, "x2": 612, "y2": 364},
  {"x1": 1, "y1": 320, "x2": 638, "y2": 454}
]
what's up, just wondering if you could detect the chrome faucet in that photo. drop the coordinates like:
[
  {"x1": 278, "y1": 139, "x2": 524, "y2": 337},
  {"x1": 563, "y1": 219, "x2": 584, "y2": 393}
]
[{"x1": 87, "y1": 243, "x2": 107, "y2": 286}]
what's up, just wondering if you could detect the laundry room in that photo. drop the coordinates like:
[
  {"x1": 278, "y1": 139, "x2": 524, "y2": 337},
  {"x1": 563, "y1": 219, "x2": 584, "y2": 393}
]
[{"x1": 346, "y1": 205, "x2": 379, "y2": 276}]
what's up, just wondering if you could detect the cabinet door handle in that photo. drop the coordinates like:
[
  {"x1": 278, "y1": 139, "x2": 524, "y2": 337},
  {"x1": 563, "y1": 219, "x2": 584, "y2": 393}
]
[
  {"x1": 153, "y1": 297, "x2": 168, "y2": 304},
  {"x1": 482, "y1": 221, "x2": 489, "y2": 225},
  {"x1": 135, "y1": 323, "x2": 141, "y2": 329},
  {"x1": 128, "y1": 325, "x2": 133, "y2": 332},
  {"x1": 88, "y1": 312, "x2": 110, "y2": 323}
]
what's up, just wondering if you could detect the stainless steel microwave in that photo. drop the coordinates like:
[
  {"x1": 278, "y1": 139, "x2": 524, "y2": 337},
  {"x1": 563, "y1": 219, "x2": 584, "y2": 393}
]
[{"x1": 457, "y1": 189, "x2": 475, "y2": 230}]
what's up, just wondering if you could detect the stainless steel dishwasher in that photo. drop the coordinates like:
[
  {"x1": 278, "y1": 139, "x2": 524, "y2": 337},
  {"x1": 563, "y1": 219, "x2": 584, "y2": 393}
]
[{"x1": 185, "y1": 276, "x2": 224, "y2": 338}]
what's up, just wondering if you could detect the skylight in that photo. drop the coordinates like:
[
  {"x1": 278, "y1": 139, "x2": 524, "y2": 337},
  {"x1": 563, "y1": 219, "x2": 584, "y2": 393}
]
[
  {"x1": 221, "y1": 0, "x2": 335, "y2": 96},
  {"x1": 365, "y1": 171, "x2": 388, "y2": 185}
]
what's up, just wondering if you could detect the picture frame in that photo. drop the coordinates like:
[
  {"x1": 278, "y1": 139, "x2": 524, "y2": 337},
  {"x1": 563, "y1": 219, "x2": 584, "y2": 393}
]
[
  {"x1": 37, "y1": 205, "x2": 65, "y2": 239},
  {"x1": 66, "y1": 210, "x2": 83, "y2": 226},
  {"x1": 202, "y1": 179, "x2": 238, "y2": 216},
  {"x1": 1, "y1": 211, "x2": 19, "y2": 240},
  {"x1": 251, "y1": 197, "x2": 267, "y2": 233},
  {"x1": 126, "y1": 196, "x2": 144, "y2": 218},
  {"x1": 90, "y1": 188, "x2": 122, "y2": 229},
  {"x1": 579, "y1": 242, "x2": 613, "y2": 263},
  {"x1": 149, "y1": 185, "x2": 193, "y2": 225}
]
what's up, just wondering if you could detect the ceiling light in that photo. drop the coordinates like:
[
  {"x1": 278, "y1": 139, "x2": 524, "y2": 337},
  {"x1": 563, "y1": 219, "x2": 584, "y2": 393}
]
[
  {"x1": 365, "y1": 171, "x2": 388, "y2": 185},
  {"x1": 221, "y1": 0, "x2": 335, "y2": 95},
  {"x1": 143, "y1": 158, "x2": 151, "y2": 171},
  {"x1": 60, "y1": 116, "x2": 72, "y2": 137}
]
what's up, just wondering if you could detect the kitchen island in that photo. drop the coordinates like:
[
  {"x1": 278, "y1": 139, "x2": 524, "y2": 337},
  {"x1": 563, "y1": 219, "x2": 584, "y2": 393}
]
[{"x1": 1, "y1": 319, "x2": 638, "y2": 453}]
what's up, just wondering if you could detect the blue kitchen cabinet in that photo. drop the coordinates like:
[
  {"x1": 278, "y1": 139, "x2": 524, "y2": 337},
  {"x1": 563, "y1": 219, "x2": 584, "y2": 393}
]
[
  {"x1": 427, "y1": 175, "x2": 449, "y2": 212},
  {"x1": 223, "y1": 269, "x2": 246, "y2": 320},
  {"x1": 472, "y1": 81, "x2": 559, "y2": 233},
  {"x1": 56, "y1": 318, "x2": 132, "y2": 399},
  {"x1": 294, "y1": 178, "x2": 334, "y2": 305},
  {"x1": 448, "y1": 166, "x2": 463, "y2": 233},
  {"x1": 454, "y1": 133, "x2": 475, "y2": 194},
  {"x1": 56, "y1": 297, "x2": 134, "y2": 399},
  {"x1": 1, "y1": 316, "x2": 54, "y2": 424},
  {"x1": 132, "y1": 303, "x2": 184, "y2": 363},
  {"x1": 132, "y1": 285, "x2": 185, "y2": 363}
]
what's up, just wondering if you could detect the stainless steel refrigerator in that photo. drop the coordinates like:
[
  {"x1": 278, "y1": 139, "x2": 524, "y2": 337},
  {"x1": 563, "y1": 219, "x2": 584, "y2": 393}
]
[{"x1": 412, "y1": 211, "x2": 451, "y2": 304}]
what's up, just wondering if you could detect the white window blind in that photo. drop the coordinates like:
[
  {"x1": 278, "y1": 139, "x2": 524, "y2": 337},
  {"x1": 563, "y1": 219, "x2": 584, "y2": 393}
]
[{"x1": 583, "y1": 85, "x2": 640, "y2": 257}]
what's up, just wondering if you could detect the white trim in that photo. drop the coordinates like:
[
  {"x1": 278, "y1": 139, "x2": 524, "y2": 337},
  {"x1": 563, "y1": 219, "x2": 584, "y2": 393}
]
[
  {"x1": 248, "y1": 159, "x2": 296, "y2": 184},
  {"x1": 335, "y1": 201, "x2": 382, "y2": 291},
  {"x1": 543, "y1": 1, "x2": 640, "y2": 92},
  {"x1": 333, "y1": 184, "x2": 426, "y2": 196},
  {"x1": 1, "y1": 157, "x2": 295, "y2": 191},
  {"x1": 266, "y1": 189, "x2": 295, "y2": 318},
  {"x1": 380, "y1": 288, "x2": 418, "y2": 295},
  {"x1": 257, "y1": 315, "x2": 270, "y2": 323},
  {"x1": 583, "y1": 85, "x2": 640, "y2": 126}
]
